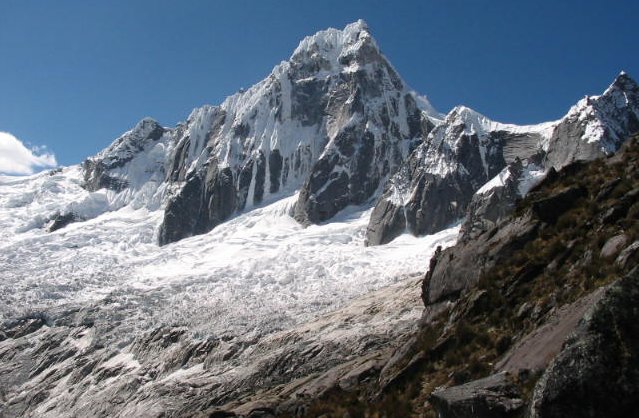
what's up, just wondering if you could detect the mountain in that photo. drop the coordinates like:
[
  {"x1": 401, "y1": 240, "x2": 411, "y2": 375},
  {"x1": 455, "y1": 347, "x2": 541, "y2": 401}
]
[
  {"x1": 366, "y1": 72, "x2": 639, "y2": 246},
  {"x1": 545, "y1": 71, "x2": 639, "y2": 168},
  {"x1": 65, "y1": 24, "x2": 639, "y2": 250},
  {"x1": 1, "y1": 20, "x2": 639, "y2": 418},
  {"x1": 152, "y1": 19, "x2": 441, "y2": 245}
]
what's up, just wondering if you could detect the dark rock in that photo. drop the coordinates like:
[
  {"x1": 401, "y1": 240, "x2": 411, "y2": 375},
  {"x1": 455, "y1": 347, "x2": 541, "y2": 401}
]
[
  {"x1": 616, "y1": 240, "x2": 639, "y2": 269},
  {"x1": 529, "y1": 268, "x2": 639, "y2": 418},
  {"x1": 595, "y1": 177, "x2": 622, "y2": 201},
  {"x1": 423, "y1": 213, "x2": 539, "y2": 304},
  {"x1": 46, "y1": 212, "x2": 78, "y2": 232},
  {"x1": 268, "y1": 150, "x2": 283, "y2": 193},
  {"x1": 82, "y1": 160, "x2": 129, "y2": 192},
  {"x1": 253, "y1": 151, "x2": 266, "y2": 204},
  {"x1": 365, "y1": 196, "x2": 407, "y2": 246},
  {"x1": 460, "y1": 160, "x2": 524, "y2": 242},
  {"x1": 159, "y1": 164, "x2": 236, "y2": 245},
  {"x1": 600, "y1": 204, "x2": 628, "y2": 224},
  {"x1": 1, "y1": 313, "x2": 47, "y2": 340},
  {"x1": 430, "y1": 372, "x2": 524, "y2": 418},
  {"x1": 421, "y1": 246, "x2": 442, "y2": 306},
  {"x1": 530, "y1": 185, "x2": 587, "y2": 224}
]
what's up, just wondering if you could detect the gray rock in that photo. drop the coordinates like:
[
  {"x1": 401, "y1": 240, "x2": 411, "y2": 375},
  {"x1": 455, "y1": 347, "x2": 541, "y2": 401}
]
[
  {"x1": 529, "y1": 268, "x2": 639, "y2": 418},
  {"x1": 159, "y1": 163, "x2": 236, "y2": 245},
  {"x1": 600, "y1": 234, "x2": 628, "y2": 258},
  {"x1": 423, "y1": 213, "x2": 539, "y2": 304},
  {"x1": 45, "y1": 212, "x2": 78, "y2": 232},
  {"x1": 545, "y1": 72, "x2": 639, "y2": 170},
  {"x1": 83, "y1": 118, "x2": 166, "y2": 192},
  {"x1": 496, "y1": 287, "x2": 607, "y2": 374},
  {"x1": 460, "y1": 160, "x2": 524, "y2": 242},
  {"x1": 365, "y1": 197, "x2": 408, "y2": 246},
  {"x1": 616, "y1": 240, "x2": 639, "y2": 268},
  {"x1": 430, "y1": 372, "x2": 524, "y2": 418}
]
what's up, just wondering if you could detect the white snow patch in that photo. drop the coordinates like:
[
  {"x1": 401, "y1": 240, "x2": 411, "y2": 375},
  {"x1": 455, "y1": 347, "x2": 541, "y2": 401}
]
[
  {"x1": 518, "y1": 164, "x2": 547, "y2": 196},
  {"x1": 476, "y1": 168, "x2": 511, "y2": 195}
]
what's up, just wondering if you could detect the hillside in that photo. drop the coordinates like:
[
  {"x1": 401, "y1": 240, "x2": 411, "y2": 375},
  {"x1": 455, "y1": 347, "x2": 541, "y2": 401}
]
[{"x1": 299, "y1": 134, "x2": 639, "y2": 417}]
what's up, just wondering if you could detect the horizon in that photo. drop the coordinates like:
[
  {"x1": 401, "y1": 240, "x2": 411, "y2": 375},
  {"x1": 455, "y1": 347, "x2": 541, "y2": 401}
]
[{"x1": 1, "y1": 0, "x2": 638, "y2": 174}]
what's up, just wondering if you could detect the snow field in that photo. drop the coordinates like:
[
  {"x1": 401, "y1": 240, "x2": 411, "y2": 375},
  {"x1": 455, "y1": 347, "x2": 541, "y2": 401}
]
[{"x1": 0, "y1": 169, "x2": 458, "y2": 341}]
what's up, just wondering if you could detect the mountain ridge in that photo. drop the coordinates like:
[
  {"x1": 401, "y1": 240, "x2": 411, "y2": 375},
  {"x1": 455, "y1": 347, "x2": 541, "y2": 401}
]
[{"x1": 74, "y1": 22, "x2": 639, "y2": 250}]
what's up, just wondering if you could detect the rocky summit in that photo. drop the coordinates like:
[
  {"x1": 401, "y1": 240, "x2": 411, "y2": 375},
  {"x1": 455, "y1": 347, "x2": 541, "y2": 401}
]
[{"x1": 1, "y1": 20, "x2": 639, "y2": 418}]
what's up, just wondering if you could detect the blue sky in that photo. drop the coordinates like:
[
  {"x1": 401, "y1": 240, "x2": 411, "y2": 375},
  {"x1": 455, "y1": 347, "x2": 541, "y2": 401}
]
[{"x1": 1, "y1": 0, "x2": 638, "y2": 169}]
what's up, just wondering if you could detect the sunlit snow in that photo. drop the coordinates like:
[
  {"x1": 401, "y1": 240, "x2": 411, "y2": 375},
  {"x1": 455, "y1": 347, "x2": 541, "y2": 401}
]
[{"x1": 0, "y1": 167, "x2": 458, "y2": 340}]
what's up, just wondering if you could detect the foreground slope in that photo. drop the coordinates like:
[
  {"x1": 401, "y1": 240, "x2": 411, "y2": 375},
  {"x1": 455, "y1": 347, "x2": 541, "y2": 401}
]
[{"x1": 298, "y1": 134, "x2": 639, "y2": 417}]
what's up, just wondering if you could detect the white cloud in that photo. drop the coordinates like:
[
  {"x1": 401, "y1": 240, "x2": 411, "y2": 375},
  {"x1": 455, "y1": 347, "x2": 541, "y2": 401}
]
[{"x1": 0, "y1": 132, "x2": 57, "y2": 175}]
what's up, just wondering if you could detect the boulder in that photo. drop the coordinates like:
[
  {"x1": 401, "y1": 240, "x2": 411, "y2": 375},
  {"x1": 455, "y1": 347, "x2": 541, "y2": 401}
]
[
  {"x1": 46, "y1": 212, "x2": 78, "y2": 232},
  {"x1": 616, "y1": 240, "x2": 639, "y2": 269},
  {"x1": 600, "y1": 234, "x2": 628, "y2": 258},
  {"x1": 430, "y1": 372, "x2": 524, "y2": 418},
  {"x1": 530, "y1": 185, "x2": 587, "y2": 224},
  {"x1": 529, "y1": 268, "x2": 639, "y2": 418}
]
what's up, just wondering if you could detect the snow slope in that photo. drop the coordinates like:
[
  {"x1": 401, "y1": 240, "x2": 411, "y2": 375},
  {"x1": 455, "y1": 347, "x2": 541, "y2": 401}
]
[{"x1": 0, "y1": 168, "x2": 458, "y2": 340}]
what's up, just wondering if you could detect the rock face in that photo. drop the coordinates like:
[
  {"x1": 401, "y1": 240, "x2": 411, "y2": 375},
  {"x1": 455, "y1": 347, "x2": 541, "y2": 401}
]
[
  {"x1": 366, "y1": 106, "x2": 550, "y2": 246},
  {"x1": 459, "y1": 155, "x2": 547, "y2": 242},
  {"x1": 156, "y1": 20, "x2": 439, "y2": 244},
  {"x1": 529, "y1": 268, "x2": 639, "y2": 418},
  {"x1": 83, "y1": 118, "x2": 167, "y2": 192},
  {"x1": 545, "y1": 72, "x2": 639, "y2": 169},
  {"x1": 45, "y1": 212, "x2": 78, "y2": 232},
  {"x1": 423, "y1": 212, "x2": 540, "y2": 304}
]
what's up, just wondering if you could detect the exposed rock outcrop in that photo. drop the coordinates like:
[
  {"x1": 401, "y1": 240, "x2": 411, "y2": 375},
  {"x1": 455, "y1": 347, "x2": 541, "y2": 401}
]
[
  {"x1": 529, "y1": 268, "x2": 639, "y2": 418},
  {"x1": 430, "y1": 372, "x2": 524, "y2": 418},
  {"x1": 424, "y1": 212, "x2": 540, "y2": 304}
]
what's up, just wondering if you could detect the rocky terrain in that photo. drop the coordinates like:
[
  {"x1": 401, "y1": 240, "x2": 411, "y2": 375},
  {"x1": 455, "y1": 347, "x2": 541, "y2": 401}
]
[
  {"x1": 294, "y1": 134, "x2": 639, "y2": 417},
  {"x1": 1, "y1": 20, "x2": 638, "y2": 418}
]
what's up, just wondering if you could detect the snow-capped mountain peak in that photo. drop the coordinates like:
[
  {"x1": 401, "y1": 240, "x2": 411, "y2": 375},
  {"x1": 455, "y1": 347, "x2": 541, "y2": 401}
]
[
  {"x1": 90, "y1": 118, "x2": 166, "y2": 168},
  {"x1": 291, "y1": 19, "x2": 376, "y2": 68},
  {"x1": 545, "y1": 71, "x2": 639, "y2": 168},
  {"x1": 153, "y1": 21, "x2": 439, "y2": 244}
]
